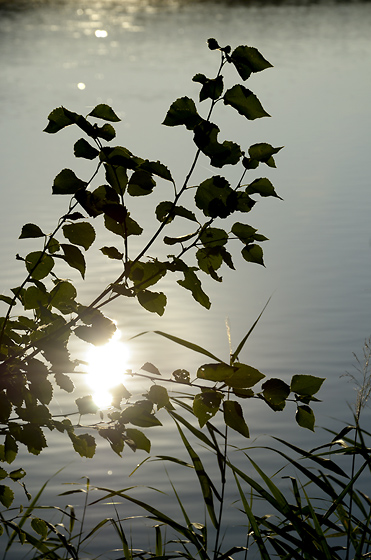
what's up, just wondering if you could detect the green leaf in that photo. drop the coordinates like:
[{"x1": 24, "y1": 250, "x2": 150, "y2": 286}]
[
  {"x1": 47, "y1": 237, "x2": 60, "y2": 253},
  {"x1": 0, "y1": 485, "x2": 14, "y2": 508},
  {"x1": 69, "y1": 432, "x2": 96, "y2": 458},
  {"x1": 130, "y1": 260, "x2": 167, "y2": 291},
  {"x1": 262, "y1": 378, "x2": 290, "y2": 410},
  {"x1": 50, "y1": 280, "x2": 77, "y2": 313},
  {"x1": 290, "y1": 375, "x2": 325, "y2": 396},
  {"x1": 141, "y1": 362, "x2": 161, "y2": 375},
  {"x1": 43, "y1": 106, "x2": 79, "y2": 134},
  {"x1": 54, "y1": 372, "x2": 75, "y2": 393},
  {"x1": 0, "y1": 468, "x2": 7, "y2": 481},
  {"x1": 155, "y1": 201, "x2": 197, "y2": 223},
  {"x1": 62, "y1": 222, "x2": 96, "y2": 250},
  {"x1": 245, "y1": 177, "x2": 281, "y2": 198},
  {"x1": 19, "y1": 223, "x2": 44, "y2": 239},
  {"x1": 224, "y1": 85, "x2": 270, "y2": 120},
  {"x1": 74, "y1": 319, "x2": 116, "y2": 345},
  {"x1": 162, "y1": 96, "x2": 203, "y2": 130},
  {"x1": 241, "y1": 244, "x2": 265, "y2": 266},
  {"x1": 23, "y1": 286, "x2": 49, "y2": 310},
  {"x1": 193, "y1": 75, "x2": 224, "y2": 102},
  {"x1": 105, "y1": 163, "x2": 128, "y2": 195},
  {"x1": 75, "y1": 395, "x2": 99, "y2": 415},
  {"x1": 100, "y1": 246, "x2": 123, "y2": 260},
  {"x1": 4, "y1": 435, "x2": 18, "y2": 464},
  {"x1": 147, "y1": 385, "x2": 170, "y2": 410},
  {"x1": 9, "y1": 468, "x2": 26, "y2": 481},
  {"x1": 296, "y1": 405, "x2": 315, "y2": 431},
  {"x1": 104, "y1": 214, "x2": 143, "y2": 238},
  {"x1": 207, "y1": 38, "x2": 220, "y2": 50},
  {"x1": 31, "y1": 517, "x2": 48, "y2": 538},
  {"x1": 223, "y1": 400, "x2": 250, "y2": 437},
  {"x1": 195, "y1": 176, "x2": 237, "y2": 218},
  {"x1": 193, "y1": 391, "x2": 224, "y2": 427},
  {"x1": 200, "y1": 227, "x2": 228, "y2": 247},
  {"x1": 248, "y1": 143, "x2": 283, "y2": 165},
  {"x1": 120, "y1": 403, "x2": 162, "y2": 428},
  {"x1": 197, "y1": 363, "x2": 235, "y2": 382},
  {"x1": 127, "y1": 170, "x2": 156, "y2": 196},
  {"x1": 232, "y1": 222, "x2": 258, "y2": 244},
  {"x1": 230, "y1": 45, "x2": 273, "y2": 80},
  {"x1": 177, "y1": 268, "x2": 211, "y2": 309},
  {"x1": 74, "y1": 138, "x2": 99, "y2": 160},
  {"x1": 95, "y1": 123, "x2": 116, "y2": 141},
  {"x1": 88, "y1": 103, "x2": 120, "y2": 122},
  {"x1": 138, "y1": 160, "x2": 173, "y2": 182},
  {"x1": 137, "y1": 290, "x2": 167, "y2": 316},
  {"x1": 19, "y1": 424, "x2": 47, "y2": 455},
  {"x1": 225, "y1": 362, "x2": 265, "y2": 389},
  {"x1": 61, "y1": 243, "x2": 86, "y2": 278},
  {"x1": 52, "y1": 169, "x2": 87, "y2": 195},
  {"x1": 125, "y1": 428, "x2": 151, "y2": 453},
  {"x1": 196, "y1": 247, "x2": 223, "y2": 280},
  {"x1": 194, "y1": 121, "x2": 242, "y2": 168},
  {"x1": 25, "y1": 251, "x2": 54, "y2": 280}
]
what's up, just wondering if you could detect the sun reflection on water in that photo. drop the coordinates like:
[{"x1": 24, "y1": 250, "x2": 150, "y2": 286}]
[{"x1": 85, "y1": 330, "x2": 130, "y2": 409}]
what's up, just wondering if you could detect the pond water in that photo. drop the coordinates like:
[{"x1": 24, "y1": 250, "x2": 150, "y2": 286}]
[{"x1": 1, "y1": 0, "x2": 371, "y2": 556}]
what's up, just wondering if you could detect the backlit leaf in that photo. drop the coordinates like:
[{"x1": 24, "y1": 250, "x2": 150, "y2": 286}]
[
  {"x1": 195, "y1": 176, "x2": 237, "y2": 218},
  {"x1": 230, "y1": 45, "x2": 273, "y2": 80},
  {"x1": 89, "y1": 103, "x2": 121, "y2": 122},
  {"x1": 296, "y1": 405, "x2": 315, "y2": 431},
  {"x1": 0, "y1": 485, "x2": 14, "y2": 508},
  {"x1": 125, "y1": 429, "x2": 151, "y2": 453},
  {"x1": 163, "y1": 96, "x2": 203, "y2": 130},
  {"x1": 127, "y1": 170, "x2": 156, "y2": 196},
  {"x1": 25, "y1": 251, "x2": 54, "y2": 280},
  {"x1": 137, "y1": 290, "x2": 167, "y2": 316},
  {"x1": 262, "y1": 378, "x2": 290, "y2": 410},
  {"x1": 19, "y1": 223, "x2": 44, "y2": 239},
  {"x1": 74, "y1": 138, "x2": 99, "y2": 160},
  {"x1": 241, "y1": 244, "x2": 264, "y2": 266},
  {"x1": 141, "y1": 362, "x2": 161, "y2": 375},
  {"x1": 194, "y1": 121, "x2": 242, "y2": 168},
  {"x1": 225, "y1": 363, "x2": 265, "y2": 388},
  {"x1": 69, "y1": 432, "x2": 96, "y2": 458},
  {"x1": 197, "y1": 363, "x2": 235, "y2": 382},
  {"x1": 147, "y1": 385, "x2": 170, "y2": 409},
  {"x1": 31, "y1": 517, "x2": 48, "y2": 538},
  {"x1": 177, "y1": 268, "x2": 211, "y2": 309},
  {"x1": 223, "y1": 400, "x2": 250, "y2": 437},
  {"x1": 224, "y1": 85, "x2": 270, "y2": 120},
  {"x1": 54, "y1": 372, "x2": 75, "y2": 393},
  {"x1": 291, "y1": 375, "x2": 325, "y2": 396},
  {"x1": 75, "y1": 395, "x2": 99, "y2": 415},
  {"x1": 52, "y1": 169, "x2": 87, "y2": 195},
  {"x1": 61, "y1": 244, "x2": 86, "y2": 278},
  {"x1": 62, "y1": 222, "x2": 96, "y2": 250},
  {"x1": 100, "y1": 246, "x2": 123, "y2": 260},
  {"x1": 245, "y1": 177, "x2": 281, "y2": 198},
  {"x1": 193, "y1": 391, "x2": 223, "y2": 427}
]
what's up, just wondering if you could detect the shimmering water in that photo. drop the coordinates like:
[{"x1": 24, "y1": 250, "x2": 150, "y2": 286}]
[{"x1": 1, "y1": 0, "x2": 371, "y2": 556}]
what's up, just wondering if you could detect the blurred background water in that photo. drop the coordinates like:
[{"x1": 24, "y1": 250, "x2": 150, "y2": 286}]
[{"x1": 1, "y1": 0, "x2": 371, "y2": 556}]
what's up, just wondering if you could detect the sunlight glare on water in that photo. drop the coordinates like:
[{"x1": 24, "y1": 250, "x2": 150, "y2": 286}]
[{"x1": 85, "y1": 329, "x2": 131, "y2": 408}]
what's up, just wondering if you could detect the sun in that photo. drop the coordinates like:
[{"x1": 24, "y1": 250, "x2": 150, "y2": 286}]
[{"x1": 85, "y1": 329, "x2": 130, "y2": 409}]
